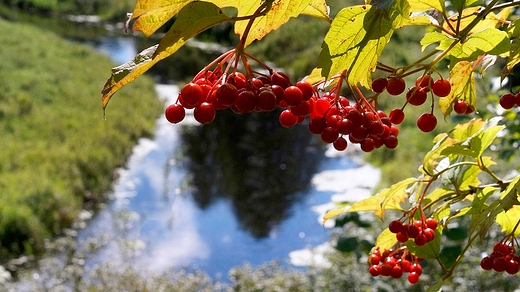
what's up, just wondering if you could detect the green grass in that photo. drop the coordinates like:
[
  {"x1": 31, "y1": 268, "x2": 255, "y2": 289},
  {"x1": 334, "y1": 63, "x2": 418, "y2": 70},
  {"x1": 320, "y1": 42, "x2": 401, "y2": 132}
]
[{"x1": 0, "y1": 17, "x2": 163, "y2": 258}]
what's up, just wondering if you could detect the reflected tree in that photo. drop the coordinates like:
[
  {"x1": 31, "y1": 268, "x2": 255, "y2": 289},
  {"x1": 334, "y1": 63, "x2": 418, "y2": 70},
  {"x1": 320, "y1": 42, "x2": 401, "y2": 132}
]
[{"x1": 180, "y1": 110, "x2": 324, "y2": 238}]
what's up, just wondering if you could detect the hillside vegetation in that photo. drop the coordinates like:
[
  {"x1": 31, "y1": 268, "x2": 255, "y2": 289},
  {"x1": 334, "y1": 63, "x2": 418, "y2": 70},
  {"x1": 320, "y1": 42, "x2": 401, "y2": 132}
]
[{"x1": 0, "y1": 17, "x2": 163, "y2": 258}]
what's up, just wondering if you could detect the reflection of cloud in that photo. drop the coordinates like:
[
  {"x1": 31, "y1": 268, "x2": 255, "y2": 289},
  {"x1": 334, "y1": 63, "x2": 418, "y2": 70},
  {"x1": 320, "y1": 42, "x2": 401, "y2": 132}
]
[
  {"x1": 311, "y1": 164, "x2": 380, "y2": 193},
  {"x1": 135, "y1": 197, "x2": 210, "y2": 272},
  {"x1": 289, "y1": 242, "x2": 333, "y2": 268}
]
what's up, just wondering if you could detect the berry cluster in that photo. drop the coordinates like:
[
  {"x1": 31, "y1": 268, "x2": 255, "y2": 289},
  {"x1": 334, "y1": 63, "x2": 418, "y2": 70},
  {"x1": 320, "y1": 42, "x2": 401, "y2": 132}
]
[
  {"x1": 374, "y1": 74, "x2": 454, "y2": 133},
  {"x1": 368, "y1": 247, "x2": 424, "y2": 284},
  {"x1": 388, "y1": 217, "x2": 438, "y2": 246},
  {"x1": 480, "y1": 241, "x2": 520, "y2": 274},
  {"x1": 499, "y1": 92, "x2": 520, "y2": 110},
  {"x1": 289, "y1": 87, "x2": 401, "y2": 152},
  {"x1": 453, "y1": 99, "x2": 474, "y2": 115}
]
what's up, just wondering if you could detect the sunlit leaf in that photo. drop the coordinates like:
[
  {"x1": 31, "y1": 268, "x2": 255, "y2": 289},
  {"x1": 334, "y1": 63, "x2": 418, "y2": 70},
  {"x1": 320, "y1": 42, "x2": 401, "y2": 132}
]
[
  {"x1": 444, "y1": 7, "x2": 501, "y2": 34},
  {"x1": 131, "y1": 0, "x2": 193, "y2": 37},
  {"x1": 233, "y1": 0, "x2": 329, "y2": 47},
  {"x1": 102, "y1": 2, "x2": 231, "y2": 109},
  {"x1": 450, "y1": 118, "x2": 485, "y2": 141},
  {"x1": 318, "y1": 1, "x2": 409, "y2": 88},
  {"x1": 448, "y1": 28, "x2": 510, "y2": 61},
  {"x1": 439, "y1": 61, "x2": 475, "y2": 118},
  {"x1": 496, "y1": 205, "x2": 520, "y2": 237},
  {"x1": 375, "y1": 228, "x2": 398, "y2": 252},
  {"x1": 408, "y1": 0, "x2": 443, "y2": 12},
  {"x1": 420, "y1": 31, "x2": 456, "y2": 52},
  {"x1": 323, "y1": 207, "x2": 347, "y2": 225},
  {"x1": 421, "y1": 134, "x2": 453, "y2": 175}
]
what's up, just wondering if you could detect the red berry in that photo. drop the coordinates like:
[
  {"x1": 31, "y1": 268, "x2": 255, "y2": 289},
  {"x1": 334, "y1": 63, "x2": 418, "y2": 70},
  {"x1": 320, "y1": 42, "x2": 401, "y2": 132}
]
[
  {"x1": 416, "y1": 75, "x2": 433, "y2": 88},
  {"x1": 257, "y1": 89, "x2": 278, "y2": 111},
  {"x1": 384, "y1": 135, "x2": 398, "y2": 149},
  {"x1": 453, "y1": 100, "x2": 468, "y2": 114},
  {"x1": 423, "y1": 228, "x2": 435, "y2": 242},
  {"x1": 480, "y1": 256, "x2": 493, "y2": 270},
  {"x1": 370, "y1": 253, "x2": 381, "y2": 265},
  {"x1": 500, "y1": 93, "x2": 516, "y2": 109},
  {"x1": 164, "y1": 103, "x2": 186, "y2": 124},
  {"x1": 279, "y1": 109, "x2": 298, "y2": 128},
  {"x1": 386, "y1": 77, "x2": 406, "y2": 95},
  {"x1": 493, "y1": 257, "x2": 507, "y2": 272},
  {"x1": 321, "y1": 127, "x2": 339, "y2": 143},
  {"x1": 396, "y1": 232, "x2": 409, "y2": 243},
  {"x1": 390, "y1": 265, "x2": 403, "y2": 279},
  {"x1": 432, "y1": 78, "x2": 451, "y2": 97},
  {"x1": 216, "y1": 83, "x2": 238, "y2": 106},
  {"x1": 389, "y1": 220, "x2": 403, "y2": 233},
  {"x1": 226, "y1": 72, "x2": 248, "y2": 89},
  {"x1": 360, "y1": 138, "x2": 375, "y2": 152},
  {"x1": 284, "y1": 86, "x2": 304, "y2": 106},
  {"x1": 296, "y1": 81, "x2": 314, "y2": 101},
  {"x1": 333, "y1": 136, "x2": 348, "y2": 151},
  {"x1": 407, "y1": 224, "x2": 420, "y2": 238},
  {"x1": 389, "y1": 108, "x2": 405, "y2": 125},
  {"x1": 234, "y1": 90, "x2": 257, "y2": 113},
  {"x1": 425, "y1": 218, "x2": 438, "y2": 230},
  {"x1": 407, "y1": 272, "x2": 420, "y2": 284},
  {"x1": 417, "y1": 113, "x2": 437, "y2": 132},
  {"x1": 506, "y1": 259, "x2": 520, "y2": 274},
  {"x1": 406, "y1": 86, "x2": 428, "y2": 106},
  {"x1": 372, "y1": 77, "x2": 388, "y2": 93},
  {"x1": 193, "y1": 102, "x2": 216, "y2": 124},
  {"x1": 181, "y1": 83, "x2": 205, "y2": 106},
  {"x1": 515, "y1": 92, "x2": 520, "y2": 106},
  {"x1": 369, "y1": 265, "x2": 380, "y2": 277},
  {"x1": 271, "y1": 71, "x2": 292, "y2": 89}
]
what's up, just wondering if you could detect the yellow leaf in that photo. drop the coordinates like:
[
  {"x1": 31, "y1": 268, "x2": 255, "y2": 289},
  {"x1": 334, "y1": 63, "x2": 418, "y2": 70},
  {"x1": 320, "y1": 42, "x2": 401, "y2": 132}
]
[
  {"x1": 443, "y1": 7, "x2": 501, "y2": 35},
  {"x1": 496, "y1": 206, "x2": 520, "y2": 237},
  {"x1": 439, "y1": 61, "x2": 475, "y2": 118},
  {"x1": 323, "y1": 207, "x2": 347, "y2": 225},
  {"x1": 131, "y1": 0, "x2": 194, "y2": 37},
  {"x1": 408, "y1": 0, "x2": 444, "y2": 13},
  {"x1": 375, "y1": 228, "x2": 398, "y2": 252}
]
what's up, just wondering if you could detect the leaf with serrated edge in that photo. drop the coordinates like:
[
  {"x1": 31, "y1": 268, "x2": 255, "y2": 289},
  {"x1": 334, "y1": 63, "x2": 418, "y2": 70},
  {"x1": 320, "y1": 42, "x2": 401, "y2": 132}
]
[
  {"x1": 496, "y1": 205, "x2": 520, "y2": 237},
  {"x1": 439, "y1": 61, "x2": 475, "y2": 118},
  {"x1": 318, "y1": 2, "x2": 408, "y2": 88},
  {"x1": 102, "y1": 2, "x2": 231, "y2": 109}
]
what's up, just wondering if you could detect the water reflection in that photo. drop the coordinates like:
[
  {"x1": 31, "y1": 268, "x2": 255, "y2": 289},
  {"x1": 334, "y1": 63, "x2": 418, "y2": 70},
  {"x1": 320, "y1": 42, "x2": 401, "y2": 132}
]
[{"x1": 180, "y1": 110, "x2": 324, "y2": 238}]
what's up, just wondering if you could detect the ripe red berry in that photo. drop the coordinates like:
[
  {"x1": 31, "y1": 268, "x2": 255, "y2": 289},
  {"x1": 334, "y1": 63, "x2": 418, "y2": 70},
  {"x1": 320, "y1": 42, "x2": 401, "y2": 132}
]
[
  {"x1": 480, "y1": 256, "x2": 493, "y2": 270},
  {"x1": 407, "y1": 271, "x2": 420, "y2": 284},
  {"x1": 193, "y1": 102, "x2": 216, "y2": 124},
  {"x1": 321, "y1": 127, "x2": 339, "y2": 143},
  {"x1": 389, "y1": 220, "x2": 403, "y2": 233},
  {"x1": 234, "y1": 90, "x2": 257, "y2": 113},
  {"x1": 164, "y1": 103, "x2": 186, "y2": 124},
  {"x1": 417, "y1": 113, "x2": 437, "y2": 132},
  {"x1": 284, "y1": 86, "x2": 304, "y2": 106},
  {"x1": 371, "y1": 77, "x2": 388, "y2": 93},
  {"x1": 181, "y1": 83, "x2": 205, "y2": 106},
  {"x1": 257, "y1": 89, "x2": 278, "y2": 111},
  {"x1": 216, "y1": 83, "x2": 238, "y2": 106},
  {"x1": 453, "y1": 100, "x2": 468, "y2": 114},
  {"x1": 296, "y1": 80, "x2": 314, "y2": 101},
  {"x1": 425, "y1": 218, "x2": 438, "y2": 229},
  {"x1": 432, "y1": 78, "x2": 451, "y2": 97},
  {"x1": 390, "y1": 265, "x2": 403, "y2": 279},
  {"x1": 500, "y1": 93, "x2": 516, "y2": 109},
  {"x1": 396, "y1": 232, "x2": 409, "y2": 242},
  {"x1": 369, "y1": 265, "x2": 380, "y2": 277},
  {"x1": 407, "y1": 225, "x2": 420, "y2": 238},
  {"x1": 506, "y1": 259, "x2": 520, "y2": 274},
  {"x1": 271, "y1": 71, "x2": 292, "y2": 89},
  {"x1": 493, "y1": 257, "x2": 507, "y2": 272},
  {"x1": 279, "y1": 109, "x2": 298, "y2": 128},
  {"x1": 389, "y1": 108, "x2": 405, "y2": 125},
  {"x1": 384, "y1": 135, "x2": 398, "y2": 149},
  {"x1": 415, "y1": 75, "x2": 433, "y2": 88},
  {"x1": 333, "y1": 136, "x2": 348, "y2": 151},
  {"x1": 386, "y1": 77, "x2": 406, "y2": 95},
  {"x1": 406, "y1": 86, "x2": 428, "y2": 106}
]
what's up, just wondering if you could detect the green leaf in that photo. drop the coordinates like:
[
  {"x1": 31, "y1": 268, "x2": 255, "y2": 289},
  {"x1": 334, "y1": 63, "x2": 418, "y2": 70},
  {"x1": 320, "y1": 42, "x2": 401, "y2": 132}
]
[
  {"x1": 421, "y1": 133, "x2": 452, "y2": 175},
  {"x1": 102, "y1": 2, "x2": 231, "y2": 109},
  {"x1": 406, "y1": 229, "x2": 441, "y2": 259},
  {"x1": 318, "y1": 2, "x2": 408, "y2": 88},
  {"x1": 448, "y1": 27, "x2": 510, "y2": 61},
  {"x1": 438, "y1": 245, "x2": 463, "y2": 268},
  {"x1": 444, "y1": 226, "x2": 468, "y2": 241},
  {"x1": 420, "y1": 31, "x2": 455, "y2": 52},
  {"x1": 451, "y1": 0, "x2": 479, "y2": 13},
  {"x1": 425, "y1": 280, "x2": 444, "y2": 292}
]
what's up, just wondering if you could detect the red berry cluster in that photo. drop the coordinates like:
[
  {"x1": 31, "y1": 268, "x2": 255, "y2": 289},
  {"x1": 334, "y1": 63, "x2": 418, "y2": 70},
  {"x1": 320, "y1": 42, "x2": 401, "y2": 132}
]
[
  {"x1": 374, "y1": 74, "x2": 453, "y2": 133},
  {"x1": 388, "y1": 217, "x2": 438, "y2": 246},
  {"x1": 165, "y1": 69, "x2": 296, "y2": 124},
  {"x1": 480, "y1": 241, "x2": 520, "y2": 274},
  {"x1": 499, "y1": 92, "x2": 520, "y2": 110},
  {"x1": 288, "y1": 89, "x2": 400, "y2": 152},
  {"x1": 453, "y1": 99, "x2": 474, "y2": 115},
  {"x1": 368, "y1": 247, "x2": 424, "y2": 284}
]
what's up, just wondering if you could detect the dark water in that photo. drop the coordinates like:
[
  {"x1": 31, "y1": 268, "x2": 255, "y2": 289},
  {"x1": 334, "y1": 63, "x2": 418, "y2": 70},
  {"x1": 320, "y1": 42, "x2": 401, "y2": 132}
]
[{"x1": 76, "y1": 37, "x2": 381, "y2": 279}]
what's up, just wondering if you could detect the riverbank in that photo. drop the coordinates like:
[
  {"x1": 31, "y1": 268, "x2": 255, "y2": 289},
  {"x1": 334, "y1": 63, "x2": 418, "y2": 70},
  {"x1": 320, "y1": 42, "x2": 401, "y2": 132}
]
[{"x1": 0, "y1": 17, "x2": 163, "y2": 260}]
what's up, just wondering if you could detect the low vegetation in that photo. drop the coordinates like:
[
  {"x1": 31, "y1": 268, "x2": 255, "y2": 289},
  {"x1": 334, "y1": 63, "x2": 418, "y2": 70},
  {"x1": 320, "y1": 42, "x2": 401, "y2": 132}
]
[{"x1": 0, "y1": 17, "x2": 163, "y2": 259}]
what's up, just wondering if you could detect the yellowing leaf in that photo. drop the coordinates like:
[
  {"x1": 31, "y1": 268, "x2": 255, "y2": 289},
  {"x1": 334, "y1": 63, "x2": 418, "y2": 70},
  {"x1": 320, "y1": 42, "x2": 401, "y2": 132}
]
[
  {"x1": 375, "y1": 228, "x2": 398, "y2": 252},
  {"x1": 322, "y1": 207, "x2": 347, "y2": 225},
  {"x1": 439, "y1": 61, "x2": 475, "y2": 118},
  {"x1": 233, "y1": 0, "x2": 329, "y2": 47},
  {"x1": 444, "y1": 7, "x2": 501, "y2": 35},
  {"x1": 408, "y1": 0, "x2": 444, "y2": 13},
  {"x1": 102, "y1": 2, "x2": 231, "y2": 109},
  {"x1": 318, "y1": 3, "x2": 408, "y2": 88},
  {"x1": 420, "y1": 31, "x2": 456, "y2": 52},
  {"x1": 131, "y1": 0, "x2": 193, "y2": 37},
  {"x1": 496, "y1": 206, "x2": 520, "y2": 237}
]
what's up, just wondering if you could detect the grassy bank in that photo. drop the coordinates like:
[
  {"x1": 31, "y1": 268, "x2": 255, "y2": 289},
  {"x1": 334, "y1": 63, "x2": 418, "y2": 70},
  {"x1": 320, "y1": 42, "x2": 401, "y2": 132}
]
[{"x1": 0, "y1": 17, "x2": 163, "y2": 258}]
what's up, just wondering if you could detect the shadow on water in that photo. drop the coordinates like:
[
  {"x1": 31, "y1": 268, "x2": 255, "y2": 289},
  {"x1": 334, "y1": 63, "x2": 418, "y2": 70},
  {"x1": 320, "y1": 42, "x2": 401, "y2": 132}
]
[{"x1": 180, "y1": 110, "x2": 325, "y2": 238}]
